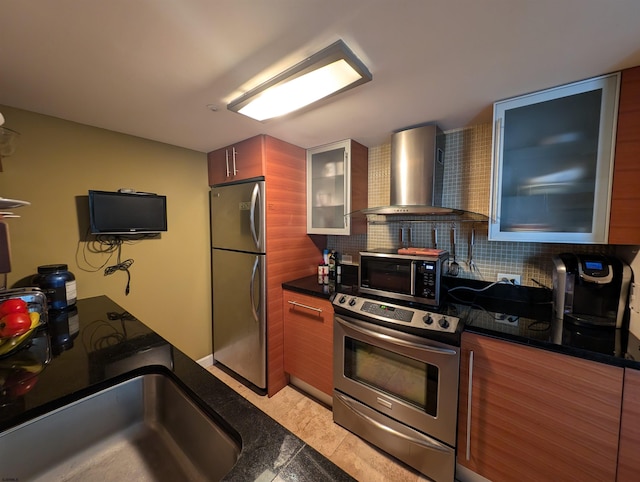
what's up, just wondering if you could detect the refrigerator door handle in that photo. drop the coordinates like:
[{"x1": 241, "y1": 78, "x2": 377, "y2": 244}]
[
  {"x1": 249, "y1": 183, "x2": 261, "y2": 250},
  {"x1": 250, "y1": 255, "x2": 260, "y2": 322}
]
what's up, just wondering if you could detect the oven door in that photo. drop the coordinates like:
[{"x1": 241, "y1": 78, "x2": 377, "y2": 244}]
[{"x1": 333, "y1": 314, "x2": 459, "y2": 447}]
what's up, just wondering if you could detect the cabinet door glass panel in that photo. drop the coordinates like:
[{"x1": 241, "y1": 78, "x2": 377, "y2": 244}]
[
  {"x1": 501, "y1": 90, "x2": 602, "y2": 233},
  {"x1": 490, "y1": 73, "x2": 620, "y2": 243},
  {"x1": 310, "y1": 147, "x2": 346, "y2": 230}
]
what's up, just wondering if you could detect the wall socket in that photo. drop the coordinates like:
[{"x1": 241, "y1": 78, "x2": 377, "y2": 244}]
[{"x1": 498, "y1": 273, "x2": 521, "y2": 285}]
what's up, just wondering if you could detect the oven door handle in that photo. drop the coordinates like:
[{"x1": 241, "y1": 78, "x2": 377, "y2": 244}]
[
  {"x1": 335, "y1": 392, "x2": 450, "y2": 453},
  {"x1": 335, "y1": 316, "x2": 458, "y2": 356}
]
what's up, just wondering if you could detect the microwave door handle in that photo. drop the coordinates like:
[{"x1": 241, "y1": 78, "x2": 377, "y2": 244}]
[
  {"x1": 410, "y1": 261, "x2": 417, "y2": 295},
  {"x1": 249, "y1": 183, "x2": 261, "y2": 250}
]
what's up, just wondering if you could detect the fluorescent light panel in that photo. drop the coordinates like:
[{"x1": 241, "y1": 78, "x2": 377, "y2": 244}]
[{"x1": 228, "y1": 40, "x2": 371, "y2": 121}]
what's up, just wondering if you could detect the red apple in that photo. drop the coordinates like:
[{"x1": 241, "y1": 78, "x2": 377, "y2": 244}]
[
  {"x1": 0, "y1": 298, "x2": 28, "y2": 318},
  {"x1": 5, "y1": 370, "x2": 39, "y2": 397},
  {"x1": 0, "y1": 312, "x2": 32, "y2": 338}
]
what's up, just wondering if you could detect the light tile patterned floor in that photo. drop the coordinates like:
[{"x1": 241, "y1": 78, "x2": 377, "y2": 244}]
[{"x1": 207, "y1": 365, "x2": 429, "y2": 481}]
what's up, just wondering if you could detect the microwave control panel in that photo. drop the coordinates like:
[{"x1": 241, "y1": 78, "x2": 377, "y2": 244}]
[{"x1": 415, "y1": 260, "x2": 438, "y2": 299}]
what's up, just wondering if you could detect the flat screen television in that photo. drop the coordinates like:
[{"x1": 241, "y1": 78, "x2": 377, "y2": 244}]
[{"x1": 88, "y1": 190, "x2": 167, "y2": 235}]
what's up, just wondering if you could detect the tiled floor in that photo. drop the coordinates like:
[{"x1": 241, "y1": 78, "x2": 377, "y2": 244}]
[{"x1": 207, "y1": 365, "x2": 429, "y2": 481}]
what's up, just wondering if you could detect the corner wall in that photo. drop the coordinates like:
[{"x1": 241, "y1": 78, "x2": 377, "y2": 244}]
[{"x1": 0, "y1": 106, "x2": 212, "y2": 360}]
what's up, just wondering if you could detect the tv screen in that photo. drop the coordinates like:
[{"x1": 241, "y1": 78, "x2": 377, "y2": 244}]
[{"x1": 88, "y1": 190, "x2": 167, "y2": 235}]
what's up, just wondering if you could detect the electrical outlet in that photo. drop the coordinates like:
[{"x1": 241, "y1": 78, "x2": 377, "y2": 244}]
[
  {"x1": 498, "y1": 273, "x2": 521, "y2": 285},
  {"x1": 494, "y1": 313, "x2": 519, "y2": 327}
]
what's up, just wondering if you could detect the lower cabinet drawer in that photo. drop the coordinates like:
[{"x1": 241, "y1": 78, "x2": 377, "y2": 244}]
[{"x1": 283, "y1": 290, "x2": 333, "y2": 396}]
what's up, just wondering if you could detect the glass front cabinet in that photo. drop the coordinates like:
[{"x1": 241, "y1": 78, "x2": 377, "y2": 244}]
[
  {"x1": 306, "y1": 139, "x2": 368, "y2": 235},
  {"x1": 489, "y1": 73, "x2": 621, "y2": 243}
]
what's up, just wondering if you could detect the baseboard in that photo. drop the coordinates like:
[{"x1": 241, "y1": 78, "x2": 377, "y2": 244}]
[
  {"x1": 289, "y1": 375, "x2": 332, "y2": 407},
  {"x1": 456, "y1": 464, "x2": 491, "y2": 482},
  {"x1": 196, "y1": 354, "x2": 214, "y2": 368}
]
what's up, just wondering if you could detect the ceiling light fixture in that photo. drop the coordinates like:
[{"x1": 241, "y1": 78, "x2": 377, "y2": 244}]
[{"x1": 227, "y1": 40, "x2": 372, "y2": 121}]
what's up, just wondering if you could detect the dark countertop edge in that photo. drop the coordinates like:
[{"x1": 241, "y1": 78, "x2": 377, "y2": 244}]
[
  {"x1": 283, "y1": 276, "x2": 640, "y2": 371},
  {"x1": 170, "y1": 348, "x2": 355, "y2": 481},
  {"x1": 0, "y1": 295, "x2": 354, "y2": 482},
  {"x1": 463, "y1": 325, "x2": 640, "y2": 370},
  {"x1": 283, "y1": 277, "x2": 333, "y2": 300}
]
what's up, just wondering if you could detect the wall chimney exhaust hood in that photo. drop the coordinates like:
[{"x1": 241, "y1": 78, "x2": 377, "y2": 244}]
[
  {"x1": 358, "y1": 123, "x2": 487, "y2": 220},
  {"x1": 366, "y1": 123, "x2": 449, "y2": 214}
]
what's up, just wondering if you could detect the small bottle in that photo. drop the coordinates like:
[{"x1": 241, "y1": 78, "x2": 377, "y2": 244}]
[
  {"x1": 318, "y1": 262, "x2": 329, "y2": 284},
  {"x1": 328, "y1": 250, "x2": 336, "y2": 280}
]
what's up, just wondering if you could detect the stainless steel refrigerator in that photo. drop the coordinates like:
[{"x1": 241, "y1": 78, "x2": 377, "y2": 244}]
[{"x1": 211, "y1": 180, "x2": 266, "y2": 389}]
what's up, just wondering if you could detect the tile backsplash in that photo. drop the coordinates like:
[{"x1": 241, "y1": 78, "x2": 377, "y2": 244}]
[{"x1": 329, "y1": 123, "x2": 617, "y2": 288}]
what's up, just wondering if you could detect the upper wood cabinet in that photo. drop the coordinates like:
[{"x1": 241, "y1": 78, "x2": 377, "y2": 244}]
[
  {"x1": 609, "y1": 66, "x2": 640, "y2": 244},
  {"x1": 458, "y1": 332, "x2": 623, "y2": 482},
  {"x1": 207, "y1": 135, "x2": 265, "y2": 185},
  {"x1": 306, "y1": 139, "x2": 368, "y2": 235},
  {"x1": 488, "y1": 73, "x2": 620, "y2": 244}
]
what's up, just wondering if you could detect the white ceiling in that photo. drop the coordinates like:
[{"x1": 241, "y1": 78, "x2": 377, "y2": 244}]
[{"x1": 2, "y1": 0, "x2": 640, "y2": 153}]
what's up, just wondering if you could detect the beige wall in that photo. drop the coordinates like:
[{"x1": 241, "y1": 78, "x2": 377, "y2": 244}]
[{"x1": 0, "y1": 105, "x2": 212, "y2": 361}]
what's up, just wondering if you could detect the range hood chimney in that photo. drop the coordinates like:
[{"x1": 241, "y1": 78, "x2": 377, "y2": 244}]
[{"x1": 363, "y1": 123, "x2": 460, "y2": 215}]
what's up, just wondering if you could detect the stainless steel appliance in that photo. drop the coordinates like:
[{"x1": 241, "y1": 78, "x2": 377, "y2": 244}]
[
  {"x1": 333, "y1": 292, "x2": 461, "y2": 482},
  {"x1": 361, "y1": 123, "x2": 452, "y2": 215},
  {"x1": 211, "y1": 180, "x2": 266, "y2": 390},
  {"x1": 359, "y1": 250, "x2": 448, "y2": 307},
  {"x1": 552, "y1": 253, "x2": 631, "y2": 328}
]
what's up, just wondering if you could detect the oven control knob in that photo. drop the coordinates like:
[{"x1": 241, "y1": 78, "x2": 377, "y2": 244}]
[
  {"x1": 439, "y1": 317, "x2": 450, "y2": 330},
  {"x1": 338, "y1": 295, "x2": 347, "y2": 304},
  {"x1": 348, "y1": 298, "x2": 357, "y2": 306},
  {"x1": 422, "y1": 314, "x2": 434, "y2": 325}
]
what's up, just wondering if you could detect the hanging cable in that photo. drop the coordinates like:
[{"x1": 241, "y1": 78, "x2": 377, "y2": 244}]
[{"x1": 103, "y1": 242, "x2": 134, "y2": 295}]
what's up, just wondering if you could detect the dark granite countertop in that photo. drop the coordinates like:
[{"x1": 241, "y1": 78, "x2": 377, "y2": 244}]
[
  {"x1": 283, "y1": 274, "x2": 640, "y2": 371},
  {"x1": 0, "y1": 295, "x2": 354, "y2": 481}
]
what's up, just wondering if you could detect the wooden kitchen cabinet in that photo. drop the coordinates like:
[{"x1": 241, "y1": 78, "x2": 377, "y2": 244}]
[
  {"x1": 617, "y1": 368, "x2": 640, "y2": 481},
  {"x1": 283, "y1": 290, "x2": 334, "y2": 397},
  {"x1": 609, "y1": 66, "x2": 640, "y2": 244},
  {"x1": 488, "y1": 73, "x2": 620, "y2": 244},
  {"x1": 457, "y1": 332, "x2": 623, "y2": 482},
  {"x1": 306, "y1": 139, "x2": 368, "y2": 235},
  {"x1": 207, "y1": 134, "x2": 265, "y2": 185}
]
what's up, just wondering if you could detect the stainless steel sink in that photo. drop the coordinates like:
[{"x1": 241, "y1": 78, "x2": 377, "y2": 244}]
[{"x1": 0, "y1": 373, "x2": 240, "y2": 481}]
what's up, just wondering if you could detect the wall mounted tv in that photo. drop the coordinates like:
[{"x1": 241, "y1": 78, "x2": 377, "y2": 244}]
[{"x1": 88, "y1": 190, "x2": 168, "y2": 235}]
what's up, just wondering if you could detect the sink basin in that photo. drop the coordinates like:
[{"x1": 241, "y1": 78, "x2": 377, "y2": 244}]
[{"x1": 0, "y1": 373, "x2": 240, "y2": 481}]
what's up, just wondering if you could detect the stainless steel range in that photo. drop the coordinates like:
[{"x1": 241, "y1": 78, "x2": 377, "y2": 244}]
[{"x1": 332, "y1": 292, "x2": 461, "y2": 482}]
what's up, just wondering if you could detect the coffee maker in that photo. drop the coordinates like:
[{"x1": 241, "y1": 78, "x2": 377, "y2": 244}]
[{"x1": 552, "y1": 253, "x2": 632, "y2": 328}]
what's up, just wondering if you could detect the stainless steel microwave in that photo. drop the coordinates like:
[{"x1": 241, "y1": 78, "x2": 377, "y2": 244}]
[{"x1": 359, "y1": 250, "x2": 448, "y2": 306}]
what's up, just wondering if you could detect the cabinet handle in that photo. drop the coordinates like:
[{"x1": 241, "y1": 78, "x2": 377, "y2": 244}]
[
  {"x1": 466, "y1": 350, "x2": 474, "y2": 461},
  {"x1": 225, "y1": 149, "x2": 230, "y2": 178},
  {"x1": 287, "y1": 300, "x2": 323, "y2": 314},
  {"x1": 490, "y1": 118, "x2": 501, "y2": 223},
  {"x1": 232, "y1": 147, "x2": 238, "y2": 175}
]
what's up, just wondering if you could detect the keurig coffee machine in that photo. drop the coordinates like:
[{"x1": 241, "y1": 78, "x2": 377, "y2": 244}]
[{"x1": 552, "y1": 253, "x2": 632, "y2": 328}]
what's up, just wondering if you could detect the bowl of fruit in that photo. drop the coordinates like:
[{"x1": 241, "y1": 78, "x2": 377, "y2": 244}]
[{"x1": 0, "y1": 288, "x2": 48, "y2": 358}]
